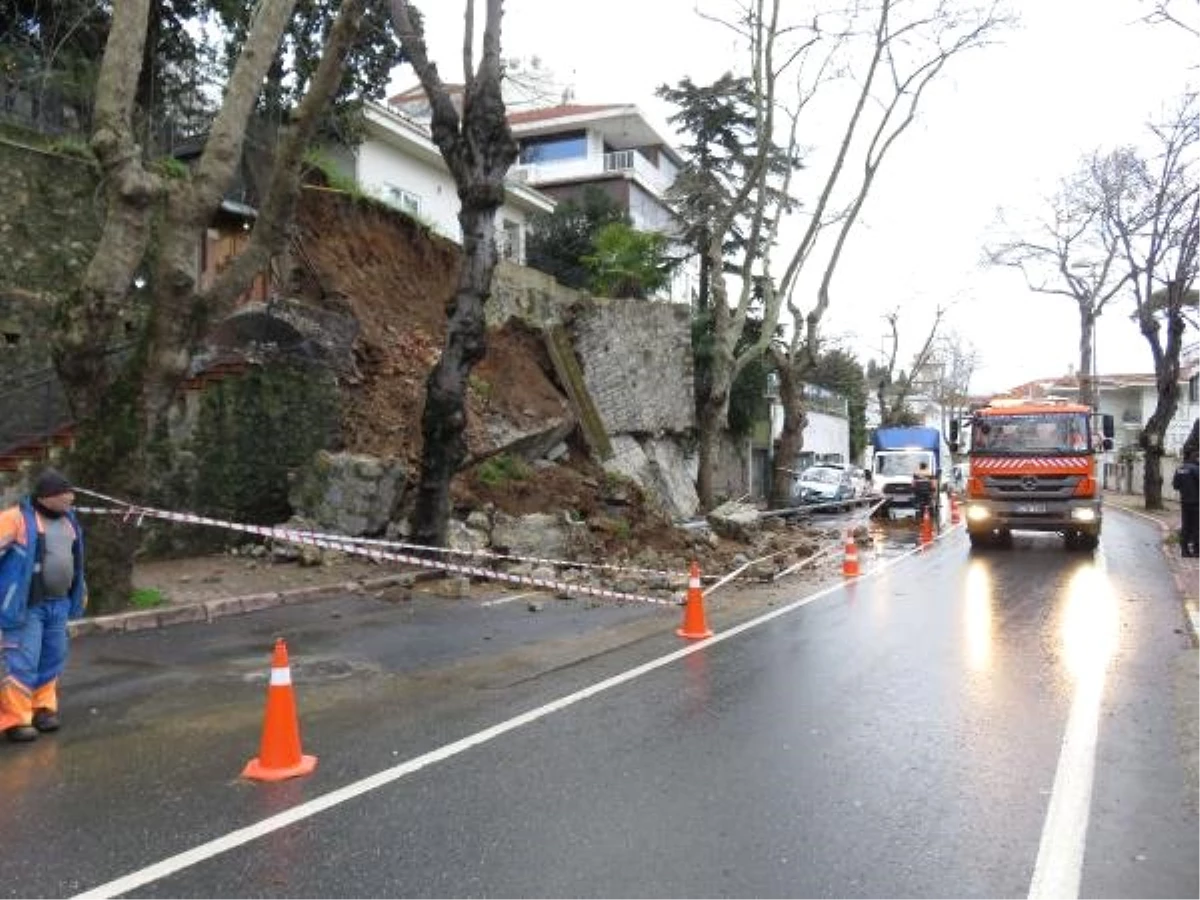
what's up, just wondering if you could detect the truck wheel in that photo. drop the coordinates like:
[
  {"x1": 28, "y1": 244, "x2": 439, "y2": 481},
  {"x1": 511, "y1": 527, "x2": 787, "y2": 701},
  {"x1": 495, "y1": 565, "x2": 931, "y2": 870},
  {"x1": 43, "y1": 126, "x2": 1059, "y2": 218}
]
[
  {"x1": 1080, "y1": 532, "x2": 1099, "y2": 552},
  {"x1": 968, "y1": 530, "x2": 989, "y2": 549}
]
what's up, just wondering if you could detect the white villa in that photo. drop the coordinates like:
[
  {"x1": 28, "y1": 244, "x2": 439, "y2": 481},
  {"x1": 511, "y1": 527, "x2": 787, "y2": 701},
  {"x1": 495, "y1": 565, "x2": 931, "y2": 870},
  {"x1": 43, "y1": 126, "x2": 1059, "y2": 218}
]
[
  {"x1": 328, "y1": 99, "x2": 556, "y2": 265},
  {"x1": 381, "y1": 90, "x2": 698, "y2": 305},
  {"x1": 507, "y1": 102, "x2": 697, "y2": 305}
]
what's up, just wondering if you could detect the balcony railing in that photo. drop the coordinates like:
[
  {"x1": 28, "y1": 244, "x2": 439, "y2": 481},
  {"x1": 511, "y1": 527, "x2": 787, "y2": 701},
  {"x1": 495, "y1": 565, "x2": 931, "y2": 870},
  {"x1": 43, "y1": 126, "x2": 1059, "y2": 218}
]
[{"x1": 511, "y1": 151, "x2": 673, "y2": 197}]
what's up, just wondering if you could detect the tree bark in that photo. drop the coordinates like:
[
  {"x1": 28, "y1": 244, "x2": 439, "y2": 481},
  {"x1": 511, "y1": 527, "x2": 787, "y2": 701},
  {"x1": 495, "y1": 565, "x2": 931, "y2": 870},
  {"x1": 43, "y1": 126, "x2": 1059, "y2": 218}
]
[
  {"x1": 768, "y1": 349, "x2": 806, "y2": 509},
  {"x1": 1139, "y1": 305, "x2": 1186, "y2": 509},
  {"x1": 695, "y1": 231, "x2": 736, "y2": 510},
  {"x1": 695, "y1": 396, "x2": 725, "y2": 509},
  {"x1": 1078, "y1": 306, "x2": 1095, "y2": 408},
  {"x1": 392, "y1": 0, "x2": 518, "y2": 546},
  {"x1": 54, "y1": 0, "x2": 366, "y2": 610},
  {"x1": 411, "y1": 206, "x2": 497, "y2": 544}
]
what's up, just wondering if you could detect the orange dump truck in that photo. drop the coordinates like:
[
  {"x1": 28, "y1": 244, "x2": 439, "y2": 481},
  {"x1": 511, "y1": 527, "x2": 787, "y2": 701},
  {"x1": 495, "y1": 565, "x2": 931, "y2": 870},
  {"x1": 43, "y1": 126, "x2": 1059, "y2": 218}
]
[{"x1": 950, "y1": 398, "x2": 1115, "y2": 551}]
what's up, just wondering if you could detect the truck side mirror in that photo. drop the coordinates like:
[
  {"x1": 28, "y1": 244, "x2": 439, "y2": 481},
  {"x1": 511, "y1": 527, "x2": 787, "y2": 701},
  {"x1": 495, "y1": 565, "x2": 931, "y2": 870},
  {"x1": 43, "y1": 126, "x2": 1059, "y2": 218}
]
[
  {"x1": 1102, "y1": 414, "x2": 1114, "y2": 440},
  {"x1": 1103, "y1": 437, "x2": 1114, "y2": 451},
  {"x1": 949, "y1": 421, "x2": 960, "y2": 442}
]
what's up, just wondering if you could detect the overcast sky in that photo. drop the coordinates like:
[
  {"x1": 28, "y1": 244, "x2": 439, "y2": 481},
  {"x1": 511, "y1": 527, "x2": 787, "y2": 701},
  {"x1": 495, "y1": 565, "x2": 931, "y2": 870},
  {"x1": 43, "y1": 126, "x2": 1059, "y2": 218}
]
[{"x1": 395, "y1": 0, "x2": 1197, "y2": 395}]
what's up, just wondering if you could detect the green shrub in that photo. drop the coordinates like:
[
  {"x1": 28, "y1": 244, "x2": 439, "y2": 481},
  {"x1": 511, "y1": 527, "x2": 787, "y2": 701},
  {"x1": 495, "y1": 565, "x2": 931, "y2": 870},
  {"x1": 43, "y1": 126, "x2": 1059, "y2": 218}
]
[
  {"x1": 129, "y1": 588, "x2": 166, "y2": 609},
  {"x1": 476, "y1": 453, "x2": 531, "y2": 487}
]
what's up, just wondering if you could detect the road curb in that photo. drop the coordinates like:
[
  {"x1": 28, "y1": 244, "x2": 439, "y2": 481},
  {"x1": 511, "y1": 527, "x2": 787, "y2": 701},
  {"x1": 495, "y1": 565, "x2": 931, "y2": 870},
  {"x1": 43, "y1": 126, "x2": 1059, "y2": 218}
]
[
  {"x1": 69, "y1": 571, "x2": 437, "y2": 638},
  {"x1": 1109, "y1": 504, "x2": 1199, "y2": 647}
]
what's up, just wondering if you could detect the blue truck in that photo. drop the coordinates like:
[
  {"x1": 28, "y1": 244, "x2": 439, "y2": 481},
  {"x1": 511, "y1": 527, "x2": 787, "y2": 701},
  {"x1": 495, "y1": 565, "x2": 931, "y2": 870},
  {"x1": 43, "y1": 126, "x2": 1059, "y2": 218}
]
[{"x1": 869, "y1": 426, "x2": 950, "y2": 520}]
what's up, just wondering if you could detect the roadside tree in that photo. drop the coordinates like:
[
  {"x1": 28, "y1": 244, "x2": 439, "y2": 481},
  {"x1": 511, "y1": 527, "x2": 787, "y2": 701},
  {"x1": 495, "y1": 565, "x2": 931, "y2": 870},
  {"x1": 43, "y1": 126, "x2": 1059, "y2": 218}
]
[
  {"x1": 53, "y1": 0, "x2": 371, "y2": 610},
  {"x1": 986, "y1": 151, "x2": 1132, "y2": 409},
  {"x1": 388, "y1": 0, "x2": 519, "y2": 547},
  {"x1": 1103, "y1": 96, "x2": 1199, "y2": 508},
  {"x1": 871, "y1": 307, "x2": 944, "y2": 428},
  {"x1": 766, "y1": 0, "x2": 1009, "y2": 509},
  {"x1": 659, "y1": 2, "x2": 803, "y2": 510}
]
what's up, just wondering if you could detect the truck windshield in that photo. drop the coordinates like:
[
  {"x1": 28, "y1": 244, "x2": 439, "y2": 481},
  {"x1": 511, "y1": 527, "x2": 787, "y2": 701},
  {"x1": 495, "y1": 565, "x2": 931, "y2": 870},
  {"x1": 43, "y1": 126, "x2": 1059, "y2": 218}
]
[
  {"x1": 971, "y1": 412, "x2": 1090, "y2": 454},
  {"x1": 875, "y1": 452, "x2": 929, "y2": 476}
]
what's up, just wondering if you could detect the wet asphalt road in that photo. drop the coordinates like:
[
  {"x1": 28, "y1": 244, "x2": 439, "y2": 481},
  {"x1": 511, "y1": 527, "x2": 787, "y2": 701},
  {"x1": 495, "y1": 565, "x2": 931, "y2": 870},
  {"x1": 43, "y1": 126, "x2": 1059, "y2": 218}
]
[{"x1": 1, "y1": 511, "x2": 1195, "y2": 898}]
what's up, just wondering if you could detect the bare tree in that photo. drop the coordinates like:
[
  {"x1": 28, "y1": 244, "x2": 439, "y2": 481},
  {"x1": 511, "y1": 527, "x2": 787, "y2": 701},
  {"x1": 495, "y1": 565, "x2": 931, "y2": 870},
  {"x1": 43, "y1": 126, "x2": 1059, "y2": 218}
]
[
  {"x1": 53, "y1": 0, "x2": 370, "y2": 609},
  {"x1": 986, "y1": 151, "x2": 1133, "y2": 408},
  {"x1": 926, "y1": 329, "x2": 978, "y2": 439},
  {"x1": 388, "y1": 0, "x2": 518, "y2": 547},
  {"x1": 1104, "y1": 95, "x2": 1199, "y2": 508},
  {"x1": 766, "y1": 0, "x2": 1009, "y2": 509},
  {"x1": 502, "y1": 55, "x2": 563, "y2": 108},
  {"x1": 684, "y1": 0, "x2": 806, "y2": 509},
  {"x1": 1141, "y1": 0, "x2": 1200, "y2": 38},
  {"x1": 873, "y1": 307, "x2": 944, "y2": 427}
]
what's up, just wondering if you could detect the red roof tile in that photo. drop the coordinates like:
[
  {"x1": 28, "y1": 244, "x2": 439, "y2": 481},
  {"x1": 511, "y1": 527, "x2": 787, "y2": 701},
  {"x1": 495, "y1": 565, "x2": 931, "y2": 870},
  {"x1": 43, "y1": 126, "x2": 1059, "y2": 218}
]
[{"x1": 507, "y1": 103, "x2": 626, "y2": 125}]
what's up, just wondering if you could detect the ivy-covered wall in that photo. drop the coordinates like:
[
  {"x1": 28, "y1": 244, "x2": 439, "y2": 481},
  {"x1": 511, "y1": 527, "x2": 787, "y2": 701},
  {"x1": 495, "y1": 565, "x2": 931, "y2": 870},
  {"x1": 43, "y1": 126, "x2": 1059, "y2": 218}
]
[
  {"x1": 0, "y1": 133, "x2": 100, "y2": 297},
  {"x1": 143, "y1": 362, "x2": 341, "y2": 555}
]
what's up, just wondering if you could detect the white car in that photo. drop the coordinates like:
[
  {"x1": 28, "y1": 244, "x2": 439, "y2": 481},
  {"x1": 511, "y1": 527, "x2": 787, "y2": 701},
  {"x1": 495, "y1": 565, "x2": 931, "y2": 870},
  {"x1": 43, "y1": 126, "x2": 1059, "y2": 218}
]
[
  {"x1": 817, "y1": 462, "x2": 873, "y2": 497},
  {"x1": 792, "y1": 465, "x2": 856, "y2": 506}
]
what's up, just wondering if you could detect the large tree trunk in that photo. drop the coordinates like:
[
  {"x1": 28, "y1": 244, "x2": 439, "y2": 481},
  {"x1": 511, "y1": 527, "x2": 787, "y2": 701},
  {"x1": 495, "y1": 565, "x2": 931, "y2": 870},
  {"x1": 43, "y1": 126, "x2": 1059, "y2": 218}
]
[
  {"x1": 769, "y1": 357, "x2": 805, "y2": 509},
  {"x1": 54, "y1": 0, "x2": 362, "y2": 609},
  {"x1": 695, "y1": 397, "x2": 724, "y2": 510},
  {"x1": 694, "y1": 233, "x2": 735, "y2": 510},
  {"x1": 391, "y1": 0, "x2": 517, "y2": 546},
  {"x1": 1138, "y1": 287, "x2": 1188, "y2": 510},
  {"x1": 411, "y1": 206, "x2": 496, "y2": 545},
  {"x1": 1078, "y1": 307, "x2": 1095, "y2": 409}
]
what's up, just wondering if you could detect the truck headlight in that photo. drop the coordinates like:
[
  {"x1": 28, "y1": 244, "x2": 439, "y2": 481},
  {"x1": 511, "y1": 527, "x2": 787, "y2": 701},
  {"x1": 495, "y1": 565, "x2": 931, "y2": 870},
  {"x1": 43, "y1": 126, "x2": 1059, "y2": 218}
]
[
  {"x1": 966, "y1": 505, "x2": 990, "y2": 522},
  {"x1": 1070, "y1": 508, "x2": 1097, "y2": 522}
]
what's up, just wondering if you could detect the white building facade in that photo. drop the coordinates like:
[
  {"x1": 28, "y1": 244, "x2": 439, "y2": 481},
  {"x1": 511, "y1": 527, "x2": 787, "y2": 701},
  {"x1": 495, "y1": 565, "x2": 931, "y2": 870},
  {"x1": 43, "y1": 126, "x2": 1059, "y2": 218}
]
[
  {"x1": 339, "y1": 102, "x2": 556, "y2": 263},
  {"x1": 506, "y1": 103, "x2": 698, "y2": 305}
]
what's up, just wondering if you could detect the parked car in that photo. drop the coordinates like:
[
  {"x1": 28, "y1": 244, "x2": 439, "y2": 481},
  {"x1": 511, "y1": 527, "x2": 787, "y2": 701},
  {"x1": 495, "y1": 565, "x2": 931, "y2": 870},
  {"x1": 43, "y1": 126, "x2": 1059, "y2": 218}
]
[
  {"x1": 792, "y1": 465, "x2": 856, "y2": 507},
  {"x1": 816, "y1": 461, "x2": 873, "y2": 497}
]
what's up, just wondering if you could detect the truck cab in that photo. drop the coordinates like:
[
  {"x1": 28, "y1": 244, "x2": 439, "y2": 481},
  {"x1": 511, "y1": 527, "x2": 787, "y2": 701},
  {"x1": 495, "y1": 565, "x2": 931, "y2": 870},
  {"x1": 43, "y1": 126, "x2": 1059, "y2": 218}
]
[
  {"x1": 870, "y1": 426, "x2": 951, "y2": 521},
  {"x1": 951, "y1": 398, "x2": 1114, "y2": 551}
]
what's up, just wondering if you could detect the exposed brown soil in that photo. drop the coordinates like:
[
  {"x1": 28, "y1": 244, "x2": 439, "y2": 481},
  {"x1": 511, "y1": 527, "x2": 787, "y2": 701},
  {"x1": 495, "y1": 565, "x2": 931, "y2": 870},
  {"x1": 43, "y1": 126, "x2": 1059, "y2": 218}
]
[
  {"x1": 293, "y1": 187, "x2": 703, "y2": 563},
  {"x1": 295, "y1": 187, "x2": 567, "y2": 469}
]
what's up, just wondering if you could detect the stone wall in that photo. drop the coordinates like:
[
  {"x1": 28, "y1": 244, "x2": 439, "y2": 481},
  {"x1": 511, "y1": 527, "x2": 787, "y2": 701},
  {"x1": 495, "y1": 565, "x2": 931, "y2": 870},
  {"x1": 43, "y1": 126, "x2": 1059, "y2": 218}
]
[
  {"x1": 570, "y1": 297, "x2": 694, "y2": 435},
  {"x1": 0, "y1": 137, "x2": 100, "y2": 298},
  {"x1": 488, "y1": 259, "x2": 578, "y2": 329}
]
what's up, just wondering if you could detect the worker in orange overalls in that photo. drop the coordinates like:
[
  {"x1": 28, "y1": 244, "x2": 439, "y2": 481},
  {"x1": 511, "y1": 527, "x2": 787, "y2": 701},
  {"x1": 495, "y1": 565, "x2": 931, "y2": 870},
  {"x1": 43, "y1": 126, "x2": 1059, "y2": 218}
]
[{"x1": 0, "y1": 469, "x2": 87, "y2": 743}]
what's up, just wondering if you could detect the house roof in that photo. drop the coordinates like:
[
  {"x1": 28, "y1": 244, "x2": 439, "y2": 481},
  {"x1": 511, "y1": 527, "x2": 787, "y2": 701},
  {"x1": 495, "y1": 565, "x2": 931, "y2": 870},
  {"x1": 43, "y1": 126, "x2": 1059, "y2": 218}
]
[
  {"x1": 507, "y1": 103, "x2": 626, "y2": 125},
  {"x1": 991, "y1": 369, "x2": 1194, "y2": 402},
  {"x1": 386, "y1": 88, "x2": 685, "y2": 165},
  {"x1": 508, "y1": 102, "x2": 684, "y2": 166}
]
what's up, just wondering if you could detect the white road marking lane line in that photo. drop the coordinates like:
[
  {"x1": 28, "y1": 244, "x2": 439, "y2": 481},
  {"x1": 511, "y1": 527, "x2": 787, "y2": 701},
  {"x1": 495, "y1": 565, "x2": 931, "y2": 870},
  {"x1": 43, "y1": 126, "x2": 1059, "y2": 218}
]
[
  {"x1": 1028, "y1": 557, "x2": 1118, "y2": 900},
  {"x1": 480, "y1": 590, "x2": 543, "y2": 608},
  {"x1": 72, "y1": 539, "x2": 936, "y2": 900}
]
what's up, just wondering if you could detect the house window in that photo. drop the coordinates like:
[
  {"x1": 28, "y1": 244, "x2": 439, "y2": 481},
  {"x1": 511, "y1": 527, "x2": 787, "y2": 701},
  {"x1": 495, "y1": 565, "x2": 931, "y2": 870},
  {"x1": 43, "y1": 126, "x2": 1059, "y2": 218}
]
[
  {"x1": 499, "y1": 219, "x2": 522, "y2": 263},
  {"x1": 1189, "y1": 373, "x2": 1198, "y2": 404},
  {"x1": 385, "y1": 185, "x2": 422, "y2": 215},
  {"x1": 518, "y1": 131, "x2": 587, "y2": 164}
]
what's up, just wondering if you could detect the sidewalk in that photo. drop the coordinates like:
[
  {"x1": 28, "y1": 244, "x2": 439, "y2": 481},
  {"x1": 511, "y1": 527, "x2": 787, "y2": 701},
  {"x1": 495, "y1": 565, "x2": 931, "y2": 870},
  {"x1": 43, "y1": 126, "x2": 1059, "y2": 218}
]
[
  {"x1": 69, "y1": 553, "x2": 434, "y2": 638},
  {"x1": 1104, "y1": 491, "x2": 1199, "y2": 644}
]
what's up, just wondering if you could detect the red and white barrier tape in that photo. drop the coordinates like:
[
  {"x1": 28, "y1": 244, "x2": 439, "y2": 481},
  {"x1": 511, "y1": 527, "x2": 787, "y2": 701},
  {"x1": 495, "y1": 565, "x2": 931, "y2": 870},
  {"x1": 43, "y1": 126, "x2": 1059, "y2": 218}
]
[
  {"x1": 74, "y1": 487, "x2": 845, "y2": 606},
  {"x1": 75, "y1": 490, "x2": 681, "y2": 607},
  {"x1": 77, "y1": 487, "x2": 705, "y2": 584}
]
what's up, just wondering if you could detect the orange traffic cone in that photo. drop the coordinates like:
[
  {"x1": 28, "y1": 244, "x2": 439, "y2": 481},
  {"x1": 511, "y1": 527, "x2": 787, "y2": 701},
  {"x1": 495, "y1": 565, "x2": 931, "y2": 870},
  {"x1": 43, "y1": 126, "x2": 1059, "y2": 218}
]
[
  {"x1": 242, "y1": 638, "x2": 318, "y2": 782},
  {"x1": 920, "y1": 508, "x2": 934, "y2": 546},
  {"x1": 842, "y1": 531, "x2": 860, "y2": 578},
  {"x1": 676, "y1": 560, "x2": 713, "y2": 640},
  {"x1": 950, "y1": 494, "x2": 961, "y2": 525}
]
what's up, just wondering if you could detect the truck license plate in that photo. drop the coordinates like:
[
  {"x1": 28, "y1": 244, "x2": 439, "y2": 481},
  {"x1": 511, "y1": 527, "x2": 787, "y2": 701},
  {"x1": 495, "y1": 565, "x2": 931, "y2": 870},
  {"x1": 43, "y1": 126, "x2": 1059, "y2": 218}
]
[{"x1": 1016, "y1": 503, "x2": 1046, "y2": 514}]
